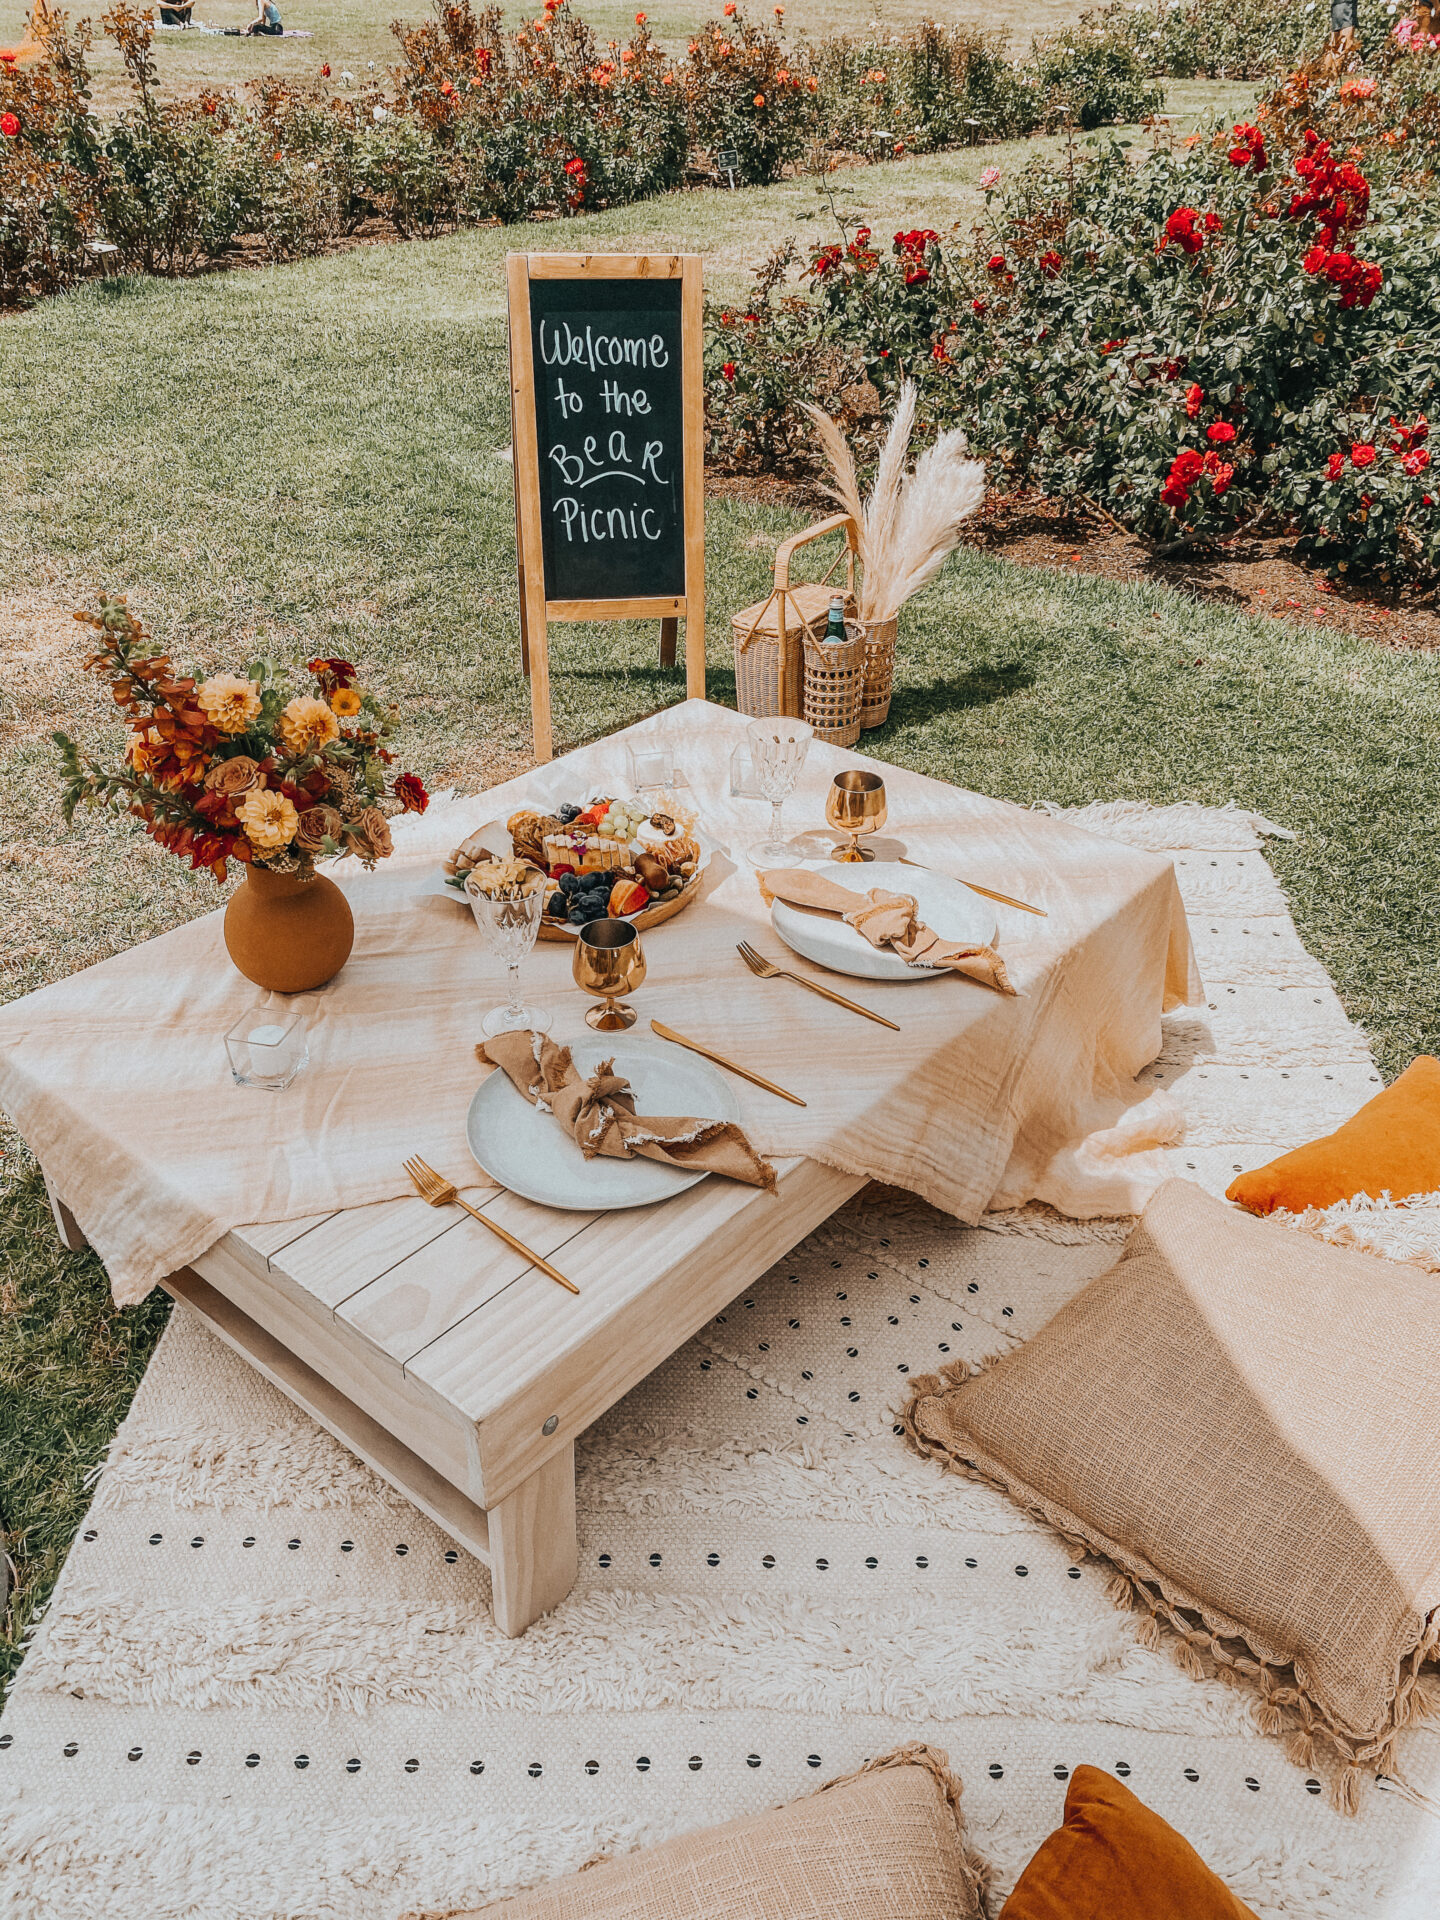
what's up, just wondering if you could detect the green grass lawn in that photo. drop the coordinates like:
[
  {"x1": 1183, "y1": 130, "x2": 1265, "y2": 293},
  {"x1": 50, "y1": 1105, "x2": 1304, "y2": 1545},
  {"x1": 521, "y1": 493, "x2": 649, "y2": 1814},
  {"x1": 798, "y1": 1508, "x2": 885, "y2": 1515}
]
[{"x1": 7, "y1": 95, "x2": 1438, "y2": 1699}]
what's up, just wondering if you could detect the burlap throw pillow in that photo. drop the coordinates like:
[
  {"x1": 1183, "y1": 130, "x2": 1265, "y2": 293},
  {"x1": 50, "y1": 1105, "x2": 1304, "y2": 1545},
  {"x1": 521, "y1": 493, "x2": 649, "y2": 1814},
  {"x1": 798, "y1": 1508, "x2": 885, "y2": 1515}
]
[
  {"x1": 902, "y1": 1180, "x2": 1440, "y2": 1809},
  {"x1": 456, "y1": 1745, "x2": 989, "y2": 1919}
]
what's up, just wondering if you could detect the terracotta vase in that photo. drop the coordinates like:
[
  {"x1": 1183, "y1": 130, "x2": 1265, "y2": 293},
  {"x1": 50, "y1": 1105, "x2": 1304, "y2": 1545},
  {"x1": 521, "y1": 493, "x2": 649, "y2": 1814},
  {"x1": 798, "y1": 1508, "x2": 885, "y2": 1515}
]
[{"x1": 223, "y1": 863, "x2": 354, "y2": 994}]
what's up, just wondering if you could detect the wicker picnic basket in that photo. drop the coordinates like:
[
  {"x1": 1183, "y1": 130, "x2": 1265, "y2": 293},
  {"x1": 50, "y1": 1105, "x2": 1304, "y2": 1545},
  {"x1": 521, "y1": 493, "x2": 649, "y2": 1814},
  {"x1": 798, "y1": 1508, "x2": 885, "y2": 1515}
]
[
  {"x1": 802, "y1": 619, "x2": 867, "y2": 747},
  {"x1": 732, "y1": 513, "x2": 859, "y2": 720},
  {"x1": 856, "y1": 615, "x2": 899, "y2": 729}
]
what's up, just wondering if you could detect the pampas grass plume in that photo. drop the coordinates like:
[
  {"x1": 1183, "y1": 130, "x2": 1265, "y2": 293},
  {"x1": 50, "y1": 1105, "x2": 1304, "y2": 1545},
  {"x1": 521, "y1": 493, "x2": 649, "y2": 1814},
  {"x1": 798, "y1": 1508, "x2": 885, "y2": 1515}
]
[{"x1": 804, "y1": 382, "x2": 985, "y2": 624}]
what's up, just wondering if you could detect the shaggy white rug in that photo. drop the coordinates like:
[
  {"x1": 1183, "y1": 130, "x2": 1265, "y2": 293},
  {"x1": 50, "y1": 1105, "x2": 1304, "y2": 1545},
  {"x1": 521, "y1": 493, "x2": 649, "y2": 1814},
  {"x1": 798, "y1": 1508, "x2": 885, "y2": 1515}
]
[{"x1": 2, "y1": 801, "x2": 1437, "y2": 1920}]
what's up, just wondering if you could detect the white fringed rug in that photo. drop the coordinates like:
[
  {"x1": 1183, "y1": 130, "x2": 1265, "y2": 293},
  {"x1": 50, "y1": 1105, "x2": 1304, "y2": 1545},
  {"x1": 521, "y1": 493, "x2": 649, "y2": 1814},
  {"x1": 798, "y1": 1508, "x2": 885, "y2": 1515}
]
[{"x1": 3, "y1": 802, "x2": 1438, "y2": 1920}]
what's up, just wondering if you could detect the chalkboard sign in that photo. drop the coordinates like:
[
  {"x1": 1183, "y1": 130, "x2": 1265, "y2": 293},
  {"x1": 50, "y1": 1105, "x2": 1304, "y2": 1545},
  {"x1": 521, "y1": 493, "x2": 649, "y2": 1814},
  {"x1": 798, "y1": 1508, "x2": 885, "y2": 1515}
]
[{"x1": 507, "y1": 254, "x2": 706, "y2": 762}]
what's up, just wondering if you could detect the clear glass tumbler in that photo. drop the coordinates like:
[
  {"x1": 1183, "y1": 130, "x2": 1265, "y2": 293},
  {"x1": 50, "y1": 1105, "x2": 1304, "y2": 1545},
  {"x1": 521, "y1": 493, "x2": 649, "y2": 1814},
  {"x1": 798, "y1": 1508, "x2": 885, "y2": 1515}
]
[
  {"x1": 465, "y1": 875, "x2": 553, "y2": 1038},
  {"x1": 745, "y1": 717, "x2": 814, "y2": 867},
  {"x1": 225, "y1": 1009, "x2": 309, "y2": 1090}
]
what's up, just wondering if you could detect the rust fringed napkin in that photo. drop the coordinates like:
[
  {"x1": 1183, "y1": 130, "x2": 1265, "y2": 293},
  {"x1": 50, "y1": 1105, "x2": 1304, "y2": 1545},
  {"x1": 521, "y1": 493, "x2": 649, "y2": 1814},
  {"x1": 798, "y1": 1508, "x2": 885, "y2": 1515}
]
[
  {"x1": 899, "y1": 1179, "x2": 1440, "y2": 1813},
  {"x1": 759, "y1": 869, "x2": 1015, "y2": 995},
  {"x1": 477, "y1": 1031, "x2": 776, "y2": 1191}
]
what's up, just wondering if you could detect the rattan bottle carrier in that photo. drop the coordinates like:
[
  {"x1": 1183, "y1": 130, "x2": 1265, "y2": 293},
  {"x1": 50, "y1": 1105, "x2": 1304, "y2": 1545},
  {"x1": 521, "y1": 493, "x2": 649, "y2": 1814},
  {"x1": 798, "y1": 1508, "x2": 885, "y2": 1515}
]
[
  {"x1": 732, "y1": 513, "x2": 859, "y2": 720},
  {"x1": 802, "y1": 618, "x2": 867, "y2": 746}
]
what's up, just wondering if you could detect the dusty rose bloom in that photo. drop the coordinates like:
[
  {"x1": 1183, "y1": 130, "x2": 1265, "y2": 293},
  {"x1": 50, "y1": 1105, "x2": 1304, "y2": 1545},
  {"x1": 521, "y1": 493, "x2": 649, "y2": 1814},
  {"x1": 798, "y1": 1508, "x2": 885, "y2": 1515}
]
[
  {"x1": 350, "y1": 806, "x2": 393, "y2": 861},
  {"x1": 204, "y1": 754, "x2": 262, "y2": 797},
  {"x1": 294, "y1": 803, "x2": 343, "y2": 852}
]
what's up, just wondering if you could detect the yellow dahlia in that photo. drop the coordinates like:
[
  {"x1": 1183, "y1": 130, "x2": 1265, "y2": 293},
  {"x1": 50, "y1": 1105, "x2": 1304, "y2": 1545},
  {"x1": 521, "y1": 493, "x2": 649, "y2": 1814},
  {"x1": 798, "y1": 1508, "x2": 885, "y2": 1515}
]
[
  {"x1": 196, "y1": 673, "x2": 262, "y2": 736},
  {"x1": 278, "y1": 694, "x2": 340, "y2": 756},
  {"x1": 237, "y1": 787, "x2": 299, "y2": 851},
  {"x1": 330, "y1": 686, "x2": 363, "y2": 717}
]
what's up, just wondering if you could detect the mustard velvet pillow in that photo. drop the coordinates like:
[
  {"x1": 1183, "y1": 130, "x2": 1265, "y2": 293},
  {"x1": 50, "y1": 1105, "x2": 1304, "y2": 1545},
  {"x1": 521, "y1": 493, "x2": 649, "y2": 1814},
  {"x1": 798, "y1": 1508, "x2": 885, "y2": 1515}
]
[
  {"x1": 1227, "y1": 1055, "x2": 1440, "y2": 1215},
  {"x1": 999, "y1": 1767, "x2": 1258, "y2": 1920}
]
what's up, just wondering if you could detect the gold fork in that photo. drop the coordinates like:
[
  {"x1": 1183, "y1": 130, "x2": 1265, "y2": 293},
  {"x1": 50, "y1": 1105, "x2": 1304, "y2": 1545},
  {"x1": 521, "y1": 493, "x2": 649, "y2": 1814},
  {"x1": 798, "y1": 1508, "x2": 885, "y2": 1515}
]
[
  {"x1": 735, "y1": 941, "x2": 901, "y2": 1030},
  {"x1": 404, "y1": 1155, "x2": 580, "y2": 1295}
]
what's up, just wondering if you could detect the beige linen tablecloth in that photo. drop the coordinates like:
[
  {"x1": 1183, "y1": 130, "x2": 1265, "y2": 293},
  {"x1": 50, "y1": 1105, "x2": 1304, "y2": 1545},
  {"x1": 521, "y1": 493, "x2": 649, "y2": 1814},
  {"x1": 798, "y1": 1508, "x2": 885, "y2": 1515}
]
[{"x1": 0, "y1": 702, "x2": 1200, "y2": 1305}]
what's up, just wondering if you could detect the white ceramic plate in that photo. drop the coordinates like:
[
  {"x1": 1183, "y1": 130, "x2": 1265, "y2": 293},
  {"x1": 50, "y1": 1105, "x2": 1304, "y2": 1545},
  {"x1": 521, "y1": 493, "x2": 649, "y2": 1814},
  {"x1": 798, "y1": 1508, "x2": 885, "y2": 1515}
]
[
  {"x1": 770, "y1": 860, "x2": 998, "y2": 982},
  {"x1": 466, "y1": 1034, "x2": 742, "y2": 1211}
]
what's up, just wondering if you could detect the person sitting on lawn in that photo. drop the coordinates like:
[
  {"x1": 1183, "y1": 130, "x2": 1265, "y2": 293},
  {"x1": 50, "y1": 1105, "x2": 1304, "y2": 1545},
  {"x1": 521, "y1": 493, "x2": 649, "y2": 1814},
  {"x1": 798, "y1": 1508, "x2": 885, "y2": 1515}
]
[
  {"x1": 157, "y1": 0, "x2": 195, "y2": 23},
  {"x1": 246, "y1": 0, "x2": 283, "y2": 33}
]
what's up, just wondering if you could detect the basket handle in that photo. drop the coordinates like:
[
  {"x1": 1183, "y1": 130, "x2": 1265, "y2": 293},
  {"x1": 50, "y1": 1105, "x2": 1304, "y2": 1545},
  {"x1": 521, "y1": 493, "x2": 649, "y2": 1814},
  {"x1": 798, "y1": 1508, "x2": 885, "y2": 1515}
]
[{"x1": 774, "y1": 513, "x2": 860, "y2": 591}]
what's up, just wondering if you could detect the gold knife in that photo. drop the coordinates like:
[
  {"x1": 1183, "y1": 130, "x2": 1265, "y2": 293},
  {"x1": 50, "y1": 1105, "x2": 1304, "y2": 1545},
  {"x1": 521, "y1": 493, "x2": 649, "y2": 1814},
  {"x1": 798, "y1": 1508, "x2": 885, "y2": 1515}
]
[
  {"x1": 650, "y1": 1020, "x2": 807, "y2": 1107},
  {"x1": 897, "y1": 855, "x2": 1047, "y2": 917}
]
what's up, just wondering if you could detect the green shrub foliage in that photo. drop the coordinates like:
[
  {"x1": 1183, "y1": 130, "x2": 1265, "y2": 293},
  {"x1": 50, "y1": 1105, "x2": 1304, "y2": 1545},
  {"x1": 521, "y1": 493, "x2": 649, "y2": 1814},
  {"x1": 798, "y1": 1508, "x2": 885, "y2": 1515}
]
[
  {"x1": 0, "y1": 0, "x2": 1168, "y2": 305},
  {"x1": 707, "y1": 57, "x2": 1440, "y2": 585}
]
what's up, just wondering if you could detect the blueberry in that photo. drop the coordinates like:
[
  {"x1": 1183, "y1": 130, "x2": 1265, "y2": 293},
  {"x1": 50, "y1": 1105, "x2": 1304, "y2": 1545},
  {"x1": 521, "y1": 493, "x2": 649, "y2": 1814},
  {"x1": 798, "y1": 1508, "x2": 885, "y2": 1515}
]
[
  {"x1": 557, "y1": 803, "x2": 581, "y2": 824},
  {"x1": 546, "y1": 892, "x2": 565, "y2": 916}
]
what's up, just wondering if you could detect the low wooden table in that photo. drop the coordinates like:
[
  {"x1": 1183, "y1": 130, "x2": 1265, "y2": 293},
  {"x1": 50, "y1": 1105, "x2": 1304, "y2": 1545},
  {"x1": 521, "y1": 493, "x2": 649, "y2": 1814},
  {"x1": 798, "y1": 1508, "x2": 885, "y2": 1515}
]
[{"x1": 46, "y1": 1156, "x2": 861, "y2": 1637}]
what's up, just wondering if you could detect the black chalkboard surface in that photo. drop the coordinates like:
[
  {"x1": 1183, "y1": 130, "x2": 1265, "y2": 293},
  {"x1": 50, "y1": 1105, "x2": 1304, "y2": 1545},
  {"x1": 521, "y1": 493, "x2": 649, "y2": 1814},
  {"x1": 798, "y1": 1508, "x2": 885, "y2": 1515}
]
[{"x1": 528, "y1": 277, "x2": 686, "y2": 603}]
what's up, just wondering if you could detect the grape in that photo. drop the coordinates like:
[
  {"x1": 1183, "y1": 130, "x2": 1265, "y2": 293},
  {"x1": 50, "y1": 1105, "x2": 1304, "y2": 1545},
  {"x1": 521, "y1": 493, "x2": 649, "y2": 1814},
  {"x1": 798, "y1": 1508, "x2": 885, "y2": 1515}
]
[
  {"x1": 546, "y1": 891, "x2": 565, "y2": 915},
  {"x1": 558, "y1": 871, "x2": 582, "y2": 893}
]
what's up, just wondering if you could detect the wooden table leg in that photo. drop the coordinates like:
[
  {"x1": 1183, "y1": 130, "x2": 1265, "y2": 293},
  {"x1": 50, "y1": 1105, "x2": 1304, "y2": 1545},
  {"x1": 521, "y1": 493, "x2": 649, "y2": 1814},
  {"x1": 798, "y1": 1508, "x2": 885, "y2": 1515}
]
[
  {"x1": 488, "y1": 1441, "x2": 577, "y2": 1637},
  {"x1": 42, "y1": 1171, "x2": 88, "y2": 1252}
]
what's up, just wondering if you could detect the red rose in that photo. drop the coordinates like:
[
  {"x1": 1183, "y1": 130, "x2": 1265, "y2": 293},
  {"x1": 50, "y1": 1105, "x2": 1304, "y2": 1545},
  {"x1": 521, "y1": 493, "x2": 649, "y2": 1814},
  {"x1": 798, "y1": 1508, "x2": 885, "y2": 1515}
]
[
  {"x1": 1185, "y1": 383, "x2": 1203, "y2": 418},
  {"x1": 0, "y1": 112, "x2": 19, "y2": 138},
  {"x1": 1209, "y1": 461, "x2": 1235, "y2": 498},
  {"x1": 1351, "y1": 442, "x2": 1376, "y2": 467},
  {"x1": 441, "y1": 79, "x2": 455, "y2": 96},
  {"x1": 721, "y1": 361, "x2": 736, "y2": 381},
  {"x1": 1207, "y1": 422, "x2": 1236, "y2": 444},
  {"x1": 1162, "y1": 207, "x2": 1204, "y2": 255},
  {"x1": 903, "y1": 266, "x2": 930, "y2": 286},
  {"x1": 1039, "y1": 250, "x2": 1062, "y2": 278},
  {"x1": 1203, "y1": 211, "x2": 1222, "y2": 233},
  {"x1": 394, "y1": 771, "x2": 429, "y2": 814},
  {"x1": 564, "y1": 156, "x2": 585, "y2": 176},
  {"x1": 320, "y1": 62, "x2": 331, "y2": 76},
  {"x1": 1160, "y1": 447, "x2": 1206, "y2": 508},
  {"x1": 306, "y1": 656, "x2": 358, "y2": 686},
  {"x1": 971, "y1": 298, "x2": 987, "y2": 314},
  {"x1": 986, "y1": 253, "x2": 1007, "y2": 273},
  {"x1": 1403, "y1": 449, "x2": 1430, "y2": 475},
  {"x1": 1326, "y1": 450, "x2": 1345, "y2": 479}
]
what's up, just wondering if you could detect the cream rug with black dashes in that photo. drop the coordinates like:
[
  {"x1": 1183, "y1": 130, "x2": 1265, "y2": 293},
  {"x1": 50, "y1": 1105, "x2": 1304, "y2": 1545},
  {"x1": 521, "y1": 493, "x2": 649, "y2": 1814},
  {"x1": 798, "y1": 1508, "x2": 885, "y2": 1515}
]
[{"x1": 3, "y1": 803, "x2": 1437, "y2": 1920}]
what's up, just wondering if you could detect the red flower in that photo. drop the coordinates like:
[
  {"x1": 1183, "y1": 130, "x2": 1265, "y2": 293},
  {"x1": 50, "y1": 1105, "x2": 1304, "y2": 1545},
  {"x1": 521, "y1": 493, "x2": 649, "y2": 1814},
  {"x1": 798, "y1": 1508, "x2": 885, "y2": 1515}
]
[
  {"x1": 721, "y1": 361, "x2": 736, "y2": 381},
  {"x1": 987, "y1": 252, "x2": 1007, "y2": 273},
  {"x1": 971, "y1": 298, "x2": 987, "y2": 314},
  {"x1": 306, "y1": 656, "x2": 358, "y2": 686},
  {"x1": 811, "y1": 244, "x2": 843, "y2": 278},
  {"x1": 1391, "y1": 414, "x2": 1429, "y2": 449},
  {"x1": 903, "y1": 266, "x2": 930, "y2": 286},
  {"x1": 1326, "y1": 450, "x2": 1345, "y2": 479},
  {"x1": 1038, "y1": 250, "x2": 1062, "y2": 278},
  {"x1": 475, "y1": 47, "x2": 492, "y2": 71},
  {"x1": 1227, "y1": 122, "x2": 1266, "y2": 172},
  {"x1": 1160, "y1": 448, "x2": 1206, "y2": 508},
  {"x1": 440, "y1": 78, "x2": 455, "y2": 95},
  {"x1": 1290, "y1": 134, "x2": 1370, "y2": 247},
  {"x1": 1203, "y1": 211, "x2": 1222, "y2": 233},
  {"x1": 1206, "y1": 421, "x2": 1236, "y2": 444},
  {"x1": 394, "y1": 772, "x2": 429, "y2": 814},
  {"x1": 0, "y1": 112, "x2": 19, "y2": 138},
  {"x1": 931, "y1": 338, "x2": 950, "y2": 361},
  {"x1": 1403, "y1": 448, "x2": 1431, "y2": 475},
  {"x1": 1185, "y1": 383, "x2": 1203, "y2": 418},
  {"x1": 1208, "y1": 460, "x2": 1235, "y2": 498},
  {"x1": 1161, "y1": 207, "x2": 1205, "y2": 255},
  {"x1": 320, "y1": 62, "x2": 331, "y2": 77},
  {"x1": 564, "y1": 156, "x2": 586, "y2": 176},
  {"x1": 1351, "y1": 442, "x2": 1376, "y2": 467}
]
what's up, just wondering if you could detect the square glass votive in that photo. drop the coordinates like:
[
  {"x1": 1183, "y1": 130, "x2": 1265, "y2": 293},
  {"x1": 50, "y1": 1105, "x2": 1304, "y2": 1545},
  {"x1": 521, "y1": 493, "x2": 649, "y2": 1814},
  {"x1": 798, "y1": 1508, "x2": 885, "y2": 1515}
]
[
  {"x1": 225, "y1": 1008, "x2": 309, "y2": 1091},
  {"x1": 729, "y1": 741, "x2": 763, "y2": 798},
  {"x1": 626, "y1": 733, "x2": 681, "y2": 794}
]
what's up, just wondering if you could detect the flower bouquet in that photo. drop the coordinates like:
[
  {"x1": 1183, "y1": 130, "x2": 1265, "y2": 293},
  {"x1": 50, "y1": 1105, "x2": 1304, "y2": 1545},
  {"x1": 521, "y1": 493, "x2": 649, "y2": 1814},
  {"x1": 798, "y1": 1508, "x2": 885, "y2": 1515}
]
[{"x1": 55, "y1": 595, "x2": 430, "y2": 992}]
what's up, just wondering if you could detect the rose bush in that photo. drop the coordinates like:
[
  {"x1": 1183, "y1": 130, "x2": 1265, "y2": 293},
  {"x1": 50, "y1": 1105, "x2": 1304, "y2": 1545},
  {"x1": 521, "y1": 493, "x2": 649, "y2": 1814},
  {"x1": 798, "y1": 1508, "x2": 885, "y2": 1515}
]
[
  {"x1": 706, "y1": 65, "x2": 1440, "y2": 585},
  {"x1": 0, "y1": 0, "x2": 1176, "y2": 305}
]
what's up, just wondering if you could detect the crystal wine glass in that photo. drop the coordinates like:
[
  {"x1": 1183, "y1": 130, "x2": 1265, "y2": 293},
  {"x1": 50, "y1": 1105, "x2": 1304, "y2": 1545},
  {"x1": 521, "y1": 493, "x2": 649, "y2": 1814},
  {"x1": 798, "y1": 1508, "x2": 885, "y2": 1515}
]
[
  {"x1": 745, "y1": 717, "x2": 813, "y2": 867},
  {"x1": 465, "y1": 872, "x2": 552, "y2": 1038}
]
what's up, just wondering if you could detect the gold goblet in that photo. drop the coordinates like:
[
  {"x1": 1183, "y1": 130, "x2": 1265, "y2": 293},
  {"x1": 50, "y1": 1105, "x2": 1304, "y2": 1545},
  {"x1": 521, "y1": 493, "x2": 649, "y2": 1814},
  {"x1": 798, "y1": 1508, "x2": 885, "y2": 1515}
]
[
  {"x1": 572, "y1": 918, "x2": 648, "y2": 1031},
  {"x1": 825, "y1": 769, "x2": 887, "y2": 862}
]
